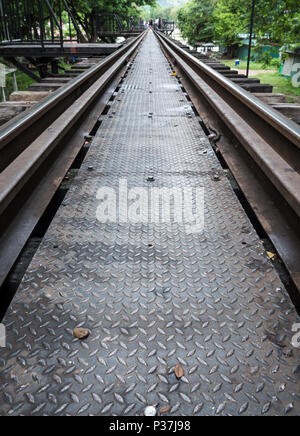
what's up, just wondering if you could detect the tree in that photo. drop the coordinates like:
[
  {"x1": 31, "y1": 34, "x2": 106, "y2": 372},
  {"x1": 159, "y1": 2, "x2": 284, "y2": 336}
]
[
  {"x1": 177, "y1": 0, "x2": 216, "y2": 45},
  {"x1": 212, "y1": 0, "x2": 248, "y2": 57},
  {"x1": 250, "y1": 0, "x2": 300, "y2": 45},
  {"x1": 65, "y1": 0, "x2": 156, "y2": 42},
  {"x1": 144, "y1": 5, "x2": 179, "y2": 22},
  {"x1": 177, "y1": 0, "x2": 300, "y2": 54},
  {"x1": 213, "y1": 0, "x2": 300, "y2": 54}
]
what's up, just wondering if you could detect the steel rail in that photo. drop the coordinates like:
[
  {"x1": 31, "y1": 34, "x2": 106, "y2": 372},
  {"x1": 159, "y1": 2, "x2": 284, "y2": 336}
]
[
  {"x1": 155, "y1": 31, "x2": 300, "y2": 298},
  {"x1": 157, "y1": 33, "x2": 300, "y2": 148},
  {"x1": 0, "y1": 31, "x2": 146, "y2": 288},
  {"x1": 0, "y1": 34, "x2": 144, "y2": 172}
]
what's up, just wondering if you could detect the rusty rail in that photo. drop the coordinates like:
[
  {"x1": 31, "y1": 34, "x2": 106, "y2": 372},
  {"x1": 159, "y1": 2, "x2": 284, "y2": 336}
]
[
  {"x1": 0, "y1": 35, "x2": 144, "y2": 171},
  {"x1": 0, "y1": 31, "x2": 146, "y2": 288},
  {"x1": 156, "y1": 31, "x2": 300, "y2": 299}
]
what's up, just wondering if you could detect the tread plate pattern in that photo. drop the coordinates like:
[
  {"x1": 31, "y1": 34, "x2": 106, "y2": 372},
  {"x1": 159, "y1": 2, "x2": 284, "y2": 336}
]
[{"x1": 0, "y1": 33, "x2": 299, "y2": 416}]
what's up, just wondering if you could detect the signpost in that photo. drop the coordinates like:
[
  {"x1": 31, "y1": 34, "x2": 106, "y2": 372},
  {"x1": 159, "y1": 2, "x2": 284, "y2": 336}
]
[{"x1": 246, "y1": 0, "x2": 256, "y2": 78}]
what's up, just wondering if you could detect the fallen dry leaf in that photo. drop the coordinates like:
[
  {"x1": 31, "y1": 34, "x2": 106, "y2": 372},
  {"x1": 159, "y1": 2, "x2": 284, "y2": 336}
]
[
  {"x1": 174, "y1": 363, "x2": 184, "y2": 379},
  {"x1": 160, "y1": 405, "x2": 171, "y2": 414},
  {"x1": 73, "y1": 327, "x2": 89, "y2": 340}
]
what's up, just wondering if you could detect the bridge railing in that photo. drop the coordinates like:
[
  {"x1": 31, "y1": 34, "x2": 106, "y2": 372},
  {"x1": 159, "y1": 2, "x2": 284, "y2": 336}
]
[
  {"x1": 0, "y1": 0, "x2": 83, "y2": 47},
  {"x1": 157, "y1": 20, "x2": 175, "y2": 36},
  {"x1": 96, "y1": 13, "x2": 145, "y2": 38}
]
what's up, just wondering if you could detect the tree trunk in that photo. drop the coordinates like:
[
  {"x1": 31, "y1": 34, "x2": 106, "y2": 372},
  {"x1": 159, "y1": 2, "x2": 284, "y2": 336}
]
[
  {"x1": 89, "y1": 9, "x2": 98, "y2": 42},
  {"x1": 224, "y1": 44, "x2": 238, "y2": 59}
]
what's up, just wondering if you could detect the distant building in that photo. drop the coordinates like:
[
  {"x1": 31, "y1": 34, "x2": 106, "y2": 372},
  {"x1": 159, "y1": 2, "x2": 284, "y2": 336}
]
[
  {"x1": 236, "y1": 35, "x2": 280, "y2": 61},
  {"x1": 281, "y1": 46, "x2": 300, "y2": 78},
  {"x1": 194, "y1": 42, "x2": 218, "y2": 54}
]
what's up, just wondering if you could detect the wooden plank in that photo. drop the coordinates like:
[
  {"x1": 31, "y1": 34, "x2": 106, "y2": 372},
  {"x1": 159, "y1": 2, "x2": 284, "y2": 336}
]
[
  {"x1": 254, "y1": 93, "x2": 286, "y2": 104},
  {"x1": 272, "y1": 103, "x2": 300, "y2": 124}
]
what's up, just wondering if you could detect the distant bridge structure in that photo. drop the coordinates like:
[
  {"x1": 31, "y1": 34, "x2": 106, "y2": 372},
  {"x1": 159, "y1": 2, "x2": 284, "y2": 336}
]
[
  {"x1": 0, "y1": 0, "x2": 83, "y2": 47},
  {"x1": 156, "y1": 18, "x2": 175, "y2": 36},
  {"x1": 0, "y1": 1, "x2": 143, "y2": 79},
  {"x1": 95, "y1": 13, "x2": 146, "y2": 40}
]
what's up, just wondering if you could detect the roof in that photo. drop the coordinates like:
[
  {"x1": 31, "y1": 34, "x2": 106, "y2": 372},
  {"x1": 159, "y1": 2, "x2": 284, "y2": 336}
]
[{"x1": 280, "y1": 44, "x2": 300, "y2": 54}]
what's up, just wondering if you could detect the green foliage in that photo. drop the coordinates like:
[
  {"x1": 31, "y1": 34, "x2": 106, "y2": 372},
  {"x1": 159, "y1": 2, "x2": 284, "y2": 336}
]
[
  {"x1": 143, "y1": 0, "x2": 186, "y2": 21},
  {"x1": 223, "y1": 60, "x2": 269, "y2": 70},
  {"x1": 65, "y1": 0, "x2": 156, "y2": 41},
  {"x1": 252, "y1": 46, "x2": 273, "y2": 68},
  {"x1": 252, "y1": 71, "x2": 300, "y2": 100},
  {"x1": 252, "y1": 0, "x2": 300, "y2": 45},
  {"x1": 177, "y1": 0, "x2": 300, "y2": 49},
  {"x1": 177, "y1": 0, "x2": 215, "y2": 45},
  {"x1": 143, "y1": 4, "x2": 179, "y2": 21},
  {"x1": 6, "y1": 71, "x2": 35, "y2": 96},
  {"x1": 213, "y1": 0, "x2": 248, "y2": 47},
  {"x1": 0, "y1": 58, "x2": 35, "y2": 97},
  {"x1": 271, "y1": 58, "x2": 282, "y2": 69},
  {"x1": 261, "y1": 53, "x2": 273, "y2": 69}
]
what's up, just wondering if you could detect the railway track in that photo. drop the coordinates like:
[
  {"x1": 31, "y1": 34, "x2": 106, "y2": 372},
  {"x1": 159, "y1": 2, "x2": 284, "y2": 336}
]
[
  {"x1": 0, "y1": 28, "x2": 300, "y2": 305},
  {"x1": 0, "y1": 32, "x2": 146, "y2": 291},
  {"x1": 0, "y1": 29, "x2": 300, "y2": 306},
  {"x1": 0, "y1": 30, "x2": 300, "y2": 303},
  {"x1": 155, "y1": 31, "x2": 300, "y2": 305},
  {"x1": 0, "y1": 29, "x2": 299, "y2": 418}
]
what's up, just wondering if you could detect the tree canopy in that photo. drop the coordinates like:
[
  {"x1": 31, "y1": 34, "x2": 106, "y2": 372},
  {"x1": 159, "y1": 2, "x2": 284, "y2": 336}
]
[
  {"x1": 143, "y1": 4, "x2": 179, "y2": 22},
  {"x1": 177, "y1": 0, "x2": 300, "y2": 48},
  {"x1": 177, "y1": 0, "x2": 215, "y2": 45},
  {"x1": 65, "y1": 0, "x2": 156, "y2": 41}
]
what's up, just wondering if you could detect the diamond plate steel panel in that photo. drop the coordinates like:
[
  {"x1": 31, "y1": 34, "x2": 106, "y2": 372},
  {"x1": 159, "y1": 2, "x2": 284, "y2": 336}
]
[{"x1": 0, "y1": 33, "x2": 299, "y2": 416}]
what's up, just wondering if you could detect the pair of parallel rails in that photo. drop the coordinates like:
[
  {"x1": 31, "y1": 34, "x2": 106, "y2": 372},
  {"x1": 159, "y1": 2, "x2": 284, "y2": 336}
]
[{"x1": 0, "y1": 30, "x2": 299, "y2": 308}]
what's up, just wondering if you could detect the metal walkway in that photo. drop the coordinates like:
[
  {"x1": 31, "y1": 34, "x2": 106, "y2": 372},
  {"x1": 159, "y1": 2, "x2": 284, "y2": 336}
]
[
  {"x1": 0, "y1": 32, "x2": 300, "y2": 416},
  {"x1": 0, "y1": 43, "x2": 121, "y2": 58}
]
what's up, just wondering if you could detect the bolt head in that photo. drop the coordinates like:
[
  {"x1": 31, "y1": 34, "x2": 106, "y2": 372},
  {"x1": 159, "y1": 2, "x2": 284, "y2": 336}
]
[{"x1": 144, "y1": 406, "x2": 156, "y2": 416}]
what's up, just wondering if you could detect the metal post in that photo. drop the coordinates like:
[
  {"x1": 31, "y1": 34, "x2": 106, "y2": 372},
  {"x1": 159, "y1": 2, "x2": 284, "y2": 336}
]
[
  {"x1": 59, "y1": 0, "x2": 63, "y2": 49},
  {"x1": 44, "y1": 0, "x2": 63, "y2": 48},
  {"x1": 0, "y1": 0, "x2": 10, "y2": 41},
  {"x1": 37, "y1": 0, "x2": 45, "y2": 49},
  {"x1": 12, "y1": 70, "x2": 18, "y2": 92},
  {"x1": 62, "y1": 0, "x2": 86, "y2": 43},
  {"x1": 1, "y1": 86, "x2": 6, "y2": 102},
  {"x1": 51, "y1": 59, "x2": 58, "y2": 74},
  {"x1": 246, "y1": 0, "x2": 256, "y2": 78}
]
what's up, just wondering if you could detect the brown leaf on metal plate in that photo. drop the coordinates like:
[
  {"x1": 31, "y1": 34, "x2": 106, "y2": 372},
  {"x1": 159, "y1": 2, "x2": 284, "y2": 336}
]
[
  {"x1": 174, "y1": 363, "x2": 184, "y2": 379},
  {"x1": 73, "y1": 327, "x2": 89, "y2": 340},
  {"x1": 160, "y1": 405, "x2": 171, "y2": 414}
]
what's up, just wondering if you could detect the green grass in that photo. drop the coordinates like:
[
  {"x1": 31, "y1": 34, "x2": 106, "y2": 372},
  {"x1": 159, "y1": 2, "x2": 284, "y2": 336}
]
[
  {"x1": 4, "y1": 70, "x2": 35, "y2": 98},
  {"x1": 0, "y1": 58, "x2": 35, "y2": 100},
  {"x1": 222, "y1": 60, "x2": 269, "y2": 70},
  {"x1": 0, "y1": 57, "x2": 73, "y2": 100},
  {"x1": 59, "y1": 59, "x2": 72, "y2": 73},
  {"x1": 252, "y1": 72, "x2": 300, "y2": 102},
  {"x1": 223, "y1": 59, "x2": 300, "y2": 101}
]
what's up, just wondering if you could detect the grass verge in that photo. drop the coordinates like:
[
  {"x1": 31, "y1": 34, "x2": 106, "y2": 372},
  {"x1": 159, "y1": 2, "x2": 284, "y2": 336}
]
[
  {"x1": 4, "y1": 70, "x2": 35, "y2": 98},
  {"x1": 222, "y1": 60, "x2": 268, "y2": 70},
  {"x1": 252, "y1": 72, "x2": 300, "y2": 102},
  {"x1": 0, "y1": 57, "x2": 72, "y2": 100},
  {"x1": 223, "y1": 60, "x2": 300, "y2": 102}
]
